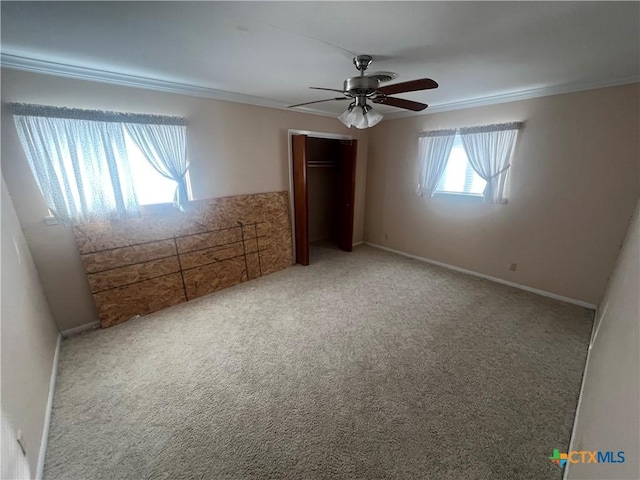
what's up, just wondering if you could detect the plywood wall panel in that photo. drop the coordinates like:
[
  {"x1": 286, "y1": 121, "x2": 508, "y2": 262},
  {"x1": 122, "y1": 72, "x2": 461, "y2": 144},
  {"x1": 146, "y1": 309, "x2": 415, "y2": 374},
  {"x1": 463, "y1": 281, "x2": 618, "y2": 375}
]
[
  {"x1": 94, "y1": 273, "x2": 186, "y2": 328},
  {"x1": 175, "y1": 227, "x2": 242, "y2": 254},
  {"x1": 243, "y1": 226, "x2": 258, "y2": 240},
  {"x1": 182, "y1": 257, "x2": 247, "y2": 300},
  {"x1": 74, "y1": 191, "x2": 293, "y2": 327},
  {"x1": 81, "y1": 239, "x2": 177, "y2": 274},
  {"x1": 87, "y1": 257, "x2": 181, "y2": 294},
  {"x1": 246, "y1": 252, "x2": 262, "y2": 281},
  {"x1": 179, "y1": 243, "x2": 245, "y2": 270},
  {"x1": 244, "y1": 237, "x2": 259, "y2": 255},
  {"x1": 257, "y1": 233, "x2": 290, "y2": 276}
]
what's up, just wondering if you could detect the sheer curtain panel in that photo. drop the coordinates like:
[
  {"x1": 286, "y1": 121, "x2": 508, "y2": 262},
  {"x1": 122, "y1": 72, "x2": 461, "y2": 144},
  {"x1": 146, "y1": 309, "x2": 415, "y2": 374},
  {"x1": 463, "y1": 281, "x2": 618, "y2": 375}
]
[
  {"x1": 13, "y1": 113, "x2": 140, "y2": 223},
  {"x1": 416, "y1": 129, "x2": 457, "y2": 197},
  {"x1": 459, "y1": 122, "x2": 522, "y2": 204},
  {"x1": 124, "y1": 123, "x2": 189, "y2": 210}
]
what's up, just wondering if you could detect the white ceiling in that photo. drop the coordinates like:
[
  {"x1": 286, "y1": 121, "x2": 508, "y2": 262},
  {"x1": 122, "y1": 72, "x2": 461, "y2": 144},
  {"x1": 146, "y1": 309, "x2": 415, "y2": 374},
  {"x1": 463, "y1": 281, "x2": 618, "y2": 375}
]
[{"x1": 1, "y1": 2, "x2": 639, "y2": 118}]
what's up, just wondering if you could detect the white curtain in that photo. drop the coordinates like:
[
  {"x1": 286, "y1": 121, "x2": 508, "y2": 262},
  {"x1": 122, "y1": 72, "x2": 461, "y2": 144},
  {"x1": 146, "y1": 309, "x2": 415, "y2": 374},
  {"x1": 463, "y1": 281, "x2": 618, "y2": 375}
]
[
  {"x1": 459, "y1": 122, "x2": 522, "y2": 204},
  {"x1": 13, "y1": 115, "x2": 140, "y2": 223},
  {"x1": 124, "y1": 123, "x2": 189, "y2": 210},
  {"x1": 416, "y1": 129, "x2": 457, "y2": 197}
]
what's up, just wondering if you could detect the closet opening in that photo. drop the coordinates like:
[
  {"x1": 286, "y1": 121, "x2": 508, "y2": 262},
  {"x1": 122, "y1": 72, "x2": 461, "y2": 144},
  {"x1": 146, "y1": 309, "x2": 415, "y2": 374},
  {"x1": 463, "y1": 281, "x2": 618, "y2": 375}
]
[{"x1": 291, "y1": 134, "x2": 357, "y2": 265}]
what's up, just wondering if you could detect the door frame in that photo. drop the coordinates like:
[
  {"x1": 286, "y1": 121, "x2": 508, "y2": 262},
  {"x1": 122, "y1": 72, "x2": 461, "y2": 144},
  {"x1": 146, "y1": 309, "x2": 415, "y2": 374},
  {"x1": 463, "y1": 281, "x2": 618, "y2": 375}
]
[{"x1": 287, "y1": 129, "x2": 352, "y2": 264}]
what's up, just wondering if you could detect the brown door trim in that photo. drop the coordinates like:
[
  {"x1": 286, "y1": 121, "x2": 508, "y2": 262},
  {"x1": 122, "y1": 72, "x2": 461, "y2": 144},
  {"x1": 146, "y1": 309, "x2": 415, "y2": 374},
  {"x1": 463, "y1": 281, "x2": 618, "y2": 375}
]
[
  {"x1": 292, "y1": 134, "x2": 309, "y2": 265},
  {"x1": 337, "y1": 139, "x2": 357, "y2": 252},
  {"x1": 288, "y1": 130, "x2": 354, "y2": 265}
]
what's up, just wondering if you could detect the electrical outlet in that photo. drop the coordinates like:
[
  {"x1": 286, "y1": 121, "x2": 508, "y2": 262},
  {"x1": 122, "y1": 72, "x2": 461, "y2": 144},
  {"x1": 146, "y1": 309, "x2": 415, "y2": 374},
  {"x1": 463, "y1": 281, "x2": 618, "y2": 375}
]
[
  {"x1": 16, "y1": 429, "x2": 26, "y2": 456},
  {"x1": 509, "y1": 263, "x2": 518, "y2": 271}
]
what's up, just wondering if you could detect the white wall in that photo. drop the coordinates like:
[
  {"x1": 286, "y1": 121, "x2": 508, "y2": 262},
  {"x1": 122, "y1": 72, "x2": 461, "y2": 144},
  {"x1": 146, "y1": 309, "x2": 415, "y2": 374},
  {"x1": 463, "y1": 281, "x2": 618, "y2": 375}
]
[
  {"x1": 364, "y1": 84, "x2": 639, "y2": 305},
  {"x1": 1, "y1": 68, "x2": 368, "y2": 330},
  {"x1": 566, "y1": 199, "x2": 640, "y2": 480},
  {"x1": 1, "y1": 176, "x2": 60, "y2": 476}
]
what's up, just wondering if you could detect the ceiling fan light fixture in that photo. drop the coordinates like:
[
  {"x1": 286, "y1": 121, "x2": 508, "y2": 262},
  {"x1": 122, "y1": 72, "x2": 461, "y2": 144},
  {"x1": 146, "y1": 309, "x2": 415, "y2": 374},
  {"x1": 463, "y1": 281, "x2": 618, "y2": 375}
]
[
  {"x1": 338, "y1": 103, "x2": 356, "y2": 127},
  {"x1": 339, "y1": 101, "x2": 383, "y2": 129},
  {"x1": 364, "y1": 107, "x2": 383, "y2": 128}
]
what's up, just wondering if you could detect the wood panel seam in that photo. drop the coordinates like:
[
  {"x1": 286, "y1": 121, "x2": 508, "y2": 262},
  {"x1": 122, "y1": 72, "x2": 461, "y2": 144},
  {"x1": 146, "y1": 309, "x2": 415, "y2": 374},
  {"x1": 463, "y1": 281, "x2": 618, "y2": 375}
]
[{"x1": 173, "y1": 237, "x2": 189, "y2": 302}]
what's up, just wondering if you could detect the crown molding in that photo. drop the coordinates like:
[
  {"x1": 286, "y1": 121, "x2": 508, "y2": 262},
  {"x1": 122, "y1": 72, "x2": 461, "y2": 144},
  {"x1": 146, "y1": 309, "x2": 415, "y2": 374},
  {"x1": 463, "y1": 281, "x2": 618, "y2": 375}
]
[
  {"x1": 2, "y1": 53, "x2": 637, "y2": 122},
  {"x1": 383, "y1": 74, "x2": 640, "y2": 120},
  {"x1": 0, "y1": 53, "x2": 336, "y2": 118}
]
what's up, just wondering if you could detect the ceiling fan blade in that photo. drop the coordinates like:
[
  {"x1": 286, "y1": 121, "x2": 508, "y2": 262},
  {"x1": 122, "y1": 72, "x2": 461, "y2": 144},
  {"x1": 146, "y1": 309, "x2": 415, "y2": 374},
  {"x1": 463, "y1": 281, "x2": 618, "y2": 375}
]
[
  {"x1": 376, "y1": 78, "x2": 438, "y2": 96},
  {"x1": 373, "y1": 96, "x2": 428, "y2": 112},
  {"x1": 288, "y1": 97, "x2": 348, "y2": 108},
  {"x1": 310, "y1": 87, "x2": 348, "y2": 94}
]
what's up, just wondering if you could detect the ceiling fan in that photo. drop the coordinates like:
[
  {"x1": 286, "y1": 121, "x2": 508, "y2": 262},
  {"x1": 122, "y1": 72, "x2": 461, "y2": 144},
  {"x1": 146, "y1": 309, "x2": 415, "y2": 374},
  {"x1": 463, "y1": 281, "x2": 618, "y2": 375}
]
[{"x1": 288, "y1": 55, "x2": 438, "y2": 129}]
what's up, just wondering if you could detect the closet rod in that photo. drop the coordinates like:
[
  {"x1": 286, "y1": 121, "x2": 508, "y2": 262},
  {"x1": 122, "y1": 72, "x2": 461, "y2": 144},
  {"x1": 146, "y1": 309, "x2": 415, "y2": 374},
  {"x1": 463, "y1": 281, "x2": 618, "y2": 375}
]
[{"x1": 307, "y1": 160, "x2": 336, "y2": 166}]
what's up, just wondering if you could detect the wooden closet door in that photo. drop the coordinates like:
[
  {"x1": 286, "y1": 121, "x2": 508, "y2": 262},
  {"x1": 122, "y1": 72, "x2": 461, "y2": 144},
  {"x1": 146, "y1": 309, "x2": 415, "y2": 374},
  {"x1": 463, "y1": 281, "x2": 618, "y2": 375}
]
[
  {"x1": 292, "y1": 135, "x2": 310, "y2": 265},
  {"x1": 336, "y1": 139, "x2": 357, "y2": 252}
]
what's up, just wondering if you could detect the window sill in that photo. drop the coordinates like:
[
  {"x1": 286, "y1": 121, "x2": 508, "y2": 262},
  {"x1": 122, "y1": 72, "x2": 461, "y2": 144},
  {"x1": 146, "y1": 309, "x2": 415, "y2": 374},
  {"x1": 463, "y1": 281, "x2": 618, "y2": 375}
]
[
  {"x1": 140, "y1": 203, "x2": 179, "y2": 217},
  {"x1": 432, "y1": 192, "x2": 484, "y2": 200}
]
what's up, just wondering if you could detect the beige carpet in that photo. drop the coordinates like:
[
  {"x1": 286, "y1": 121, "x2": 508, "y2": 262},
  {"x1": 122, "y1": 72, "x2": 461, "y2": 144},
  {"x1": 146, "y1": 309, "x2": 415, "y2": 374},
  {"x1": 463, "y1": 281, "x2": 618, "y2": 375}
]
[{"x1": 44, "y1": 244, "x2": 593, "y2": 479}]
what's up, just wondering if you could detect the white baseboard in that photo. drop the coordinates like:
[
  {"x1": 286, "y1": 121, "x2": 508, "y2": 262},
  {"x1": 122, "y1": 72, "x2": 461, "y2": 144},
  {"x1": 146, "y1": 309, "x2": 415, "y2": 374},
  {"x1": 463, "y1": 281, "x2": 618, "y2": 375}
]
[
  {"x1": 36, "y1": 333, "x2": 61, "y2": 480},
  {"x1": 352, "y1": 241, "x2": 364, "y2": 247},
  {"x1": 363, "y1": 242, "x2": 596, "y2": 310},
  {"x1": 60, "y1": 321, "x2": 100, "y2": 338}
]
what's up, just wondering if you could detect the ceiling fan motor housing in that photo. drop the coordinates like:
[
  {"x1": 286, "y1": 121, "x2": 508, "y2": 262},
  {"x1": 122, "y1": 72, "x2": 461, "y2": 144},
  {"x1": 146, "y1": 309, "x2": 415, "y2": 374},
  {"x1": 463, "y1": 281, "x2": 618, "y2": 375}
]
[{"x1": 344, "y1": 76, "x2": 380, "y2": 96}]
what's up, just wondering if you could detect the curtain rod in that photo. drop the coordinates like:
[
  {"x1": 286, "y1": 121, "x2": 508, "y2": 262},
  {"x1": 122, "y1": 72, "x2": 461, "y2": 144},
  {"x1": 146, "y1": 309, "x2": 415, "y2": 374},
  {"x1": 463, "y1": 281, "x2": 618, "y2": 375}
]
[
  {"x1": 420, "y1": 122, "x2": 523, "y2": 137},
  {"x1": 6, "y1": 103, "x2": 187, "y2": 126}
]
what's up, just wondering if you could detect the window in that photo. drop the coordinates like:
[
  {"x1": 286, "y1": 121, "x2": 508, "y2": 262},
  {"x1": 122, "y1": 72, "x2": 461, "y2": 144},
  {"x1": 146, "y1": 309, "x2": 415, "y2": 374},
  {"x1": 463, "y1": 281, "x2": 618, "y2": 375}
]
[
  {"x1": 435, "y1": 134, "x2": 486, "y2": 196},
  {"x1": 124, "y1": 133, "x2": 184, "y2": 206},
  {"x1": 417, "y1": 122, "x2": 521, "y2": 203},
  {"x1": 10, "y1": 103, "x2": 189, "y2": 223}
]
